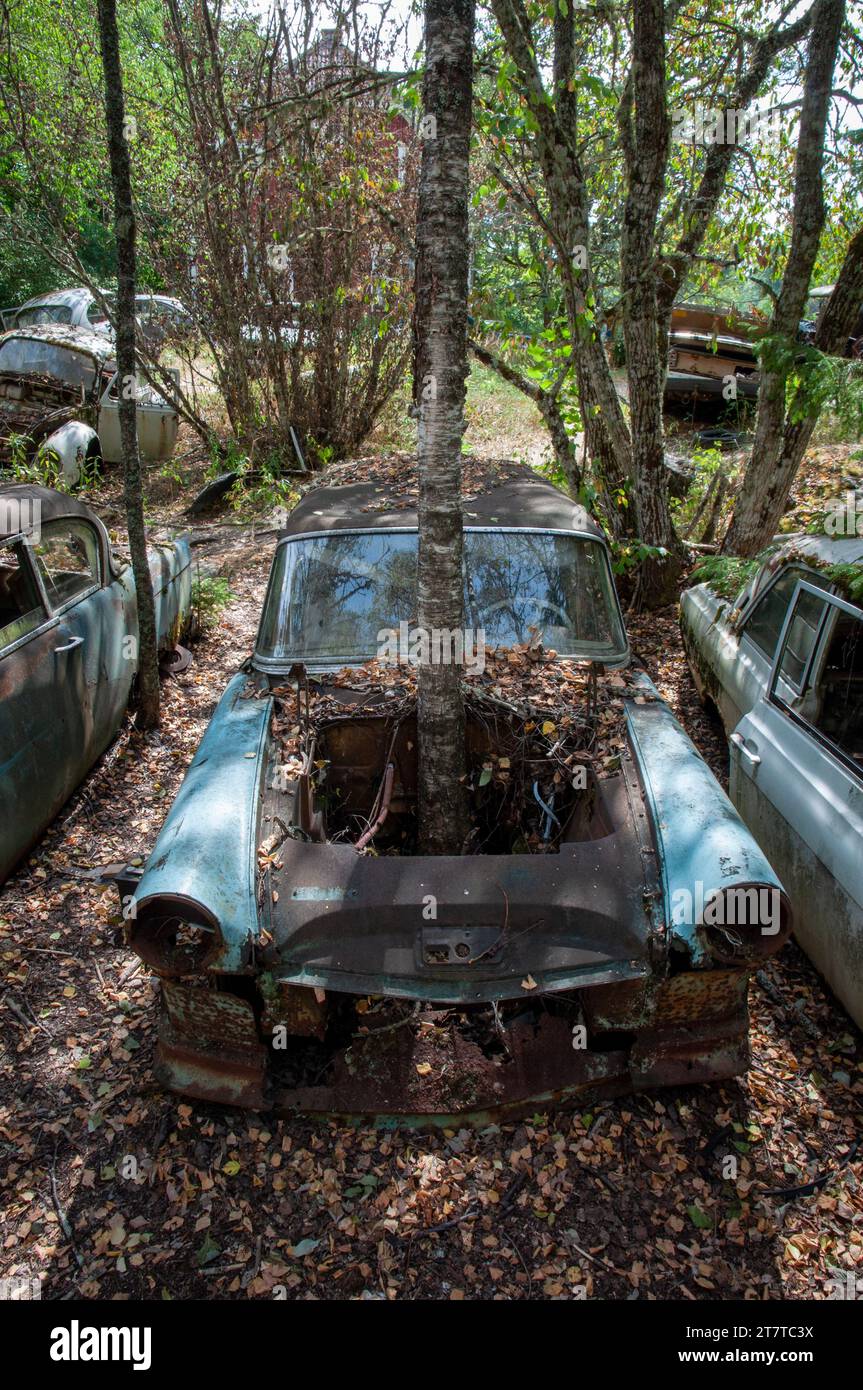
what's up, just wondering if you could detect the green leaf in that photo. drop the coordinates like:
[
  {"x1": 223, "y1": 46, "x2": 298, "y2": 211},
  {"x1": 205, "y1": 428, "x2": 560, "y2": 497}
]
[
  {"x1": 196, "y1": 1234, "x2": 220, "y2": 1267},
  {"x1": 687, "y1": 1204, "x2": 712, "y2": 1230},
  {"x1": 290, "y1": 1237, "x2": 321, "y2": 1258}
]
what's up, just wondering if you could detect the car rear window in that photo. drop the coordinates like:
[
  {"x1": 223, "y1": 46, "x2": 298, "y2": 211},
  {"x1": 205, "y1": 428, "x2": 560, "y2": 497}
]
[
  {"x1": 743, "y1": 565, "x2": 831, "y2": 662},
  {"x1": 255, "y1": 529, "x2": 628, "y2": 666}
]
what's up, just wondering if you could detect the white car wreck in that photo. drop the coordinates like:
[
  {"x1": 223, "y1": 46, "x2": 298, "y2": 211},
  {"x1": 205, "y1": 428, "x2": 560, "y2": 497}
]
[{"x1": 0, "y1": 324, "x2": 179, "y2": 484}]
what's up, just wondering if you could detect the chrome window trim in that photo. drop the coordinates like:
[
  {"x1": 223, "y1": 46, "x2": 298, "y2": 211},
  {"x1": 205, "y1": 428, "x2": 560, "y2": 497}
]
[{"x1": 0, "y1": 537, "x2": 52, "y2": 658}]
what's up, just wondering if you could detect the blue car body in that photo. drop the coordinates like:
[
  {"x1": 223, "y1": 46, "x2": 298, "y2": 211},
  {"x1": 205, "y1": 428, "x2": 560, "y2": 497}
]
[{"x1": 125, "y1": 469, "x2": 789, "y2": 1122}]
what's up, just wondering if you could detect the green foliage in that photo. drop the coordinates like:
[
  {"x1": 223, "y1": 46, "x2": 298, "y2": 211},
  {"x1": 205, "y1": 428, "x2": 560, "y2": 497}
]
[
  {"x1": 191, "y1": 575, "x2": 233, "y2": 630},
  {"x1": 670, "y1": 445, "x2": 723, "y2": 535},
  {"x1": 818, "y1": 563, "x2": 863, "y2": 605},
  {"x1": 4, "y1": 440, "x2": 99, "y2": 493},
  {"x1": 690, "y1": 554, "x2": 763, "y2": 601},
  {"x1": 225, "y1": 451, "x2": 299, "y2": 522},
  {"x1": 610, "y1": 539, "x2": 668, "y2": 577}
]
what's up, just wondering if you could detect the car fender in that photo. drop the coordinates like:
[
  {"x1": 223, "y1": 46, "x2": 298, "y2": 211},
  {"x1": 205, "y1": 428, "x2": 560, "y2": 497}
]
[
  {"x1": 625, "y1": 674, "x2": 787, "y2": 966},
  {"x1": 134, "y1": 672, "x2": 273, "y2": 972},
  {"x1": 39, "y1": 420, "x2": 100, "y2": 486},
  {"x1": 146, "y1": 538, "x2": 193, "y2": 648}
]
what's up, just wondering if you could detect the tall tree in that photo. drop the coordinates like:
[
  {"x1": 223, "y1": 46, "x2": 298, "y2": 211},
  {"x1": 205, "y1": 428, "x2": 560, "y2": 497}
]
[
  {"x1": 414, "y1": 0, "x2": 474, "y2": 855},
  {"x1": 485, "y1": 0, "x2": 821, "y2": 599},
  {"x1": 618, "y1": 0, "x2": 679, "y2": 604},
  {"x1": 723, "y1": 0, "x2": 846, "y2": 556},
  {"x1": 778, "y1": 224, "x2": 863, "y2": 469},
  {"x1": 96, "y1": 0, "x2": 160, "y2": 727}
]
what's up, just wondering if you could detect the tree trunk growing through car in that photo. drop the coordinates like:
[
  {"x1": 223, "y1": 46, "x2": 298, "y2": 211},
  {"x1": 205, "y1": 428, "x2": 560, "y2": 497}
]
[
  {"x1": 414, "y1": 0, "x2": 474, "y2": 855},
  {"x1": 96, "y1": 0, "x2": 160, "y2": 728}
]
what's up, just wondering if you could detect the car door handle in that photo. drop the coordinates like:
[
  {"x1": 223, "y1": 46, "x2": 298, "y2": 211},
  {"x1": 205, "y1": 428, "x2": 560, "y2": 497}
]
[
  {"x1": 55, "y1": 635, "x2": 84, "y2": 653},
  {"x1": 730, "y1": 732, "x2": 761, "y2": 765}
]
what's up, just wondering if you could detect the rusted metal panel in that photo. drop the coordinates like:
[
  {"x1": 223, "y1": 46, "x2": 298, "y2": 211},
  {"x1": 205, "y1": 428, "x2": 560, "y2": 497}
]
[
  {"x1": 152, "y1": 974, "x2": 753, "y2": 1125},
  {"x1": 158, "y1": 981, "x2": 267, "y2": 1109},
  {"x1": 260, "y1": 978, "x2": 327, "y2": 1039}
]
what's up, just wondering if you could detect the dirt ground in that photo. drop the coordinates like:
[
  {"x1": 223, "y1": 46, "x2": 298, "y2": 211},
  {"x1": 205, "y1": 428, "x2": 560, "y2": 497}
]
[{"x1": 1, "y1": 436, "x2": 861, "y2": 1303}]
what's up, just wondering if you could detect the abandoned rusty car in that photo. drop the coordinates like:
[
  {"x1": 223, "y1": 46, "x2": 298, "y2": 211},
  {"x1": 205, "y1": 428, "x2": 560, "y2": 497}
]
[
  {"x1": 0, "y1": 484, "x2": 192, "y2": 884},
  {"x1": 0, "y1": 324, "x2": 179, "y2": 485},
  {"x1": 123, "y1": 464, "x2": 791, "y2": 1122}
]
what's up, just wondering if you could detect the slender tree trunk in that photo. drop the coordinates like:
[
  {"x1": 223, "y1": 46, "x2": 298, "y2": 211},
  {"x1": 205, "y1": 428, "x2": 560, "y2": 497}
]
[
  {"x1": 414, "y1": 0, "x2": 473, "y2": 855},
  {"x1": 620, "y1": 0, "x2": 681, "y2": 605},
  {"x1": 491, "y1": 0, "x2": 633, "y2": 503},
  {"x1": 96, "y1": 0, "x2": 160, "y2": 727},
  {"x1": 780, "y1": 223, "x2": 863, "y2": 465},
  {"x1": 468, "y1": 337, "x2": 581, "y2": 493},
  {"x1": 722, "y1": 0, "x2": 845, "y2": 557}
]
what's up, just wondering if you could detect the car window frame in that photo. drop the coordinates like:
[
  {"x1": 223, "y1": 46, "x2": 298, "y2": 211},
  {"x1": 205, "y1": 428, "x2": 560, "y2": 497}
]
[
  {"x1": 29, "y1": 517, "x2": 103, "y2": 618},
  {"x1": 0, "y1": 535, "x2": 51, "y2": 657},
  {"x1": 252, "y1": 524, "x2": 631, "y2": 672},
  {"x1": 768, "y1": 578, "x2": 863, "y2": 780},
  {"x1": 738, "y1": 562, "x2": 831, "y2": 665}
]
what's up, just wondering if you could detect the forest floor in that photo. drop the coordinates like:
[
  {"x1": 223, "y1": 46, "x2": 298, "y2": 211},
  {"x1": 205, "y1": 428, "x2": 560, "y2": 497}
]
[{"x1": 0, "y1": 379, "x2": 861, "y2": 1303}]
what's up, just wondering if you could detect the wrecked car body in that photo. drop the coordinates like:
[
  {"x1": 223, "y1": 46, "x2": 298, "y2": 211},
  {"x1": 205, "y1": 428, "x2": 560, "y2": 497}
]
[
  {"x1": 0, "y1": 325, "x2": 179, "y2": 485},
  {"x1": 124, "y1": 465, "x2": 790, "y2": 1123},
  {"x1": 664, "y1": 302, "x2": 761, "y2": 408},
  {"x1": 681, "y1": 537, "x2": 863, "y2": 1030},
  {"x1": 0, "y1": 484, "x2": 192, "y2": 884}
]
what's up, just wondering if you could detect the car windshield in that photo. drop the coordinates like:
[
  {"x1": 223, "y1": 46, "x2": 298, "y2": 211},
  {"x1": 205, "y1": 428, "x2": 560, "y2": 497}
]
[
  {"x1": 0, "y1": 337, "x2": 97, "y2": 391},
  {"x1": 16, "y1": 303, "x2": 73, "y2": 327},
  {"x1": 255, "y1": 529, "x2": 628, "y2": 666}
]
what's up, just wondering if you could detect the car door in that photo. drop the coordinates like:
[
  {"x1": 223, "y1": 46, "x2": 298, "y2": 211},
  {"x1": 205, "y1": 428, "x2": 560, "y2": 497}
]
[
  {"x1": 730, "y1": 580, "x2": 863, "y2": 1028},
  {"x1": 0, "y1": 536, "x2": 80, "y2": 880},
  {"x1": 98, "y1": 370, "x2": 179, "y2": 463},
  {"x1": 29, "y1": 515, "x2": 136, "y2": 768}
]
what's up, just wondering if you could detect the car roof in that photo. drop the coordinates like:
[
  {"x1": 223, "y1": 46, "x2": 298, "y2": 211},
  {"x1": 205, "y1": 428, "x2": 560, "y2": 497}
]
[
  {"x1": 0, "y1": 483, "x2": 102, "y2": 542},
  {"x1": 280, "y1": 460, "x2": 606, "y2": 541},
  {"x1": 18, "y1": 287, "x2": 97, "y2": 310},
  {"x1": 0, "y1": 323, "x2": 116, "y2": 365},
  {"x1": 781, "y1": 532, "x2": 863, "y2": 567}
]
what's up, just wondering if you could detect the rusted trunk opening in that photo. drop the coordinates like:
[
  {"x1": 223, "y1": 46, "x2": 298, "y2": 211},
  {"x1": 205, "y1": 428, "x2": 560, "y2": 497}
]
[{"x1": 302, "y1": 708, "x2": 614, "y2": 855}]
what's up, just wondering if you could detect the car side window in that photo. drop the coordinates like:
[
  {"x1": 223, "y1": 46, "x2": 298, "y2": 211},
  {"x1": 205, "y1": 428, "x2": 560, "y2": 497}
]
[
  {"x1": 774, "y1": 590, "x2": 863, "y2": 769},
  {"x1": 31, "y1": 520, "x2": 100, "y2": 608},
  {"x1": 815, "y1": 613, "x2": 863, "y2": 764},
  {"x1": 742, "y1": 566, "x2": 829, "y2": 662},
  {"x1": 772, "y1": 583, "x2": 827, "y2": 691},
  {"x1": 0, "y1": 542, "x2": 46, "y2": 651}
]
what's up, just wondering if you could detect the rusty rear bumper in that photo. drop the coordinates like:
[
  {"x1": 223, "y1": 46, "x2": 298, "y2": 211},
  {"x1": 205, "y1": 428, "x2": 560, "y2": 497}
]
[{"x1": 154, "y1": 968, "x2": 752, "y2": 1125}]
